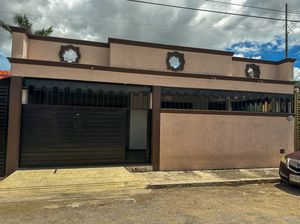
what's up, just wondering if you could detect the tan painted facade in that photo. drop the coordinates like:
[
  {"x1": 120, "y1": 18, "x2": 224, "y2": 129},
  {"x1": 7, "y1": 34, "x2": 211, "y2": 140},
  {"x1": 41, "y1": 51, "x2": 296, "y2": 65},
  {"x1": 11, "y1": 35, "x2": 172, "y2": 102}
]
[
  {"x1": 110, "y1": 43, "x2": 233, "y2": 76},
  {"x1": 28, "y1": 39, "x2": 110, "y2": 66},
  {"x1": 232, "y1": 60, "x2": 294, "y2": 81},
  {"x1": 10, "y1": 30, "x2": 294, "y2": 82},
  {"x1": 11, "y1": 63, "x2": 294, "y2": 94},
  {"x1": 160, "y1": 112, "x2": 294, "y2": 170},
  {"x1": 6, "y1": 28, "x2": 296, "y2": 173},
  {"x1": 11, "y1": 32, "x2": 28, "y2": 59}
]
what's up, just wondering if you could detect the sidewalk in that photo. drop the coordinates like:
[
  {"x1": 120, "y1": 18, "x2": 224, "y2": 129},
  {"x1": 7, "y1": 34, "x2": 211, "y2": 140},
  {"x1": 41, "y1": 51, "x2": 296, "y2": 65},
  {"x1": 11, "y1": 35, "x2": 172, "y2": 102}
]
[
  {"x1": 142, "y1": 168, "x2": 279, "y2": 189},
  {"x1": 0, "y1": 167, "x2": 279, "y2": 202}
]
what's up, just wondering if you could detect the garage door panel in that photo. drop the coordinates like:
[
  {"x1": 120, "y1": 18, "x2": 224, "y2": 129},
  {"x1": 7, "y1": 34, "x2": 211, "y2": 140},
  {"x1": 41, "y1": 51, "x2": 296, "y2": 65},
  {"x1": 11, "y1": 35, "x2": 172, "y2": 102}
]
[
  {"x1": 22, "y1": 146, "x2": 125, "y2": 153},
  {"x1": 20, "y1": 158, "x2": 125, "y2": 167},
  {"x1": 21, "y1": 143, "x2": 126, "y2": 148},
  {"x1": 20, "y1": 105, "x2": 127, "y2": 167},
  {"x1": 0, "y1": 80, "x2": 9, "y2": 176},
  {"x1": 21, "y1": 151, "x2": 124, "y2": 160},
  {"x1": 21, "y1": 136, "x2": 126, "y2": 143},
  {"x1": 21, "y1": 149, "x2": 125, "y2": 157}
]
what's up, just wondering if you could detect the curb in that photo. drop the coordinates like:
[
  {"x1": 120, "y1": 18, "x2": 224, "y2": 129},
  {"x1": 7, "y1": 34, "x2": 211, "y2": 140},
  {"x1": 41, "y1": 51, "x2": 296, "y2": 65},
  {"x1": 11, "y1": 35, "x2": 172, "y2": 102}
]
[{"x1": 147, "y1": 177, "x2": 280, "y2": 189}]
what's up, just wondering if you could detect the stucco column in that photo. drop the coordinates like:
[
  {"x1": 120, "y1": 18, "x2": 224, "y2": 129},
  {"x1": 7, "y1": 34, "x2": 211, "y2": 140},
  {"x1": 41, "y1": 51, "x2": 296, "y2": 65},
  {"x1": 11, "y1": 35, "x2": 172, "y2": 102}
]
[
  {"x1": 5, "y1": 77, "x2": 23, "y2": 176},
  {"x1": 11, "y1": 31, "x2": 28, "y2": 59},
  {"x1": 276, "y1": 59, "x2": 295, "y2": 81},
  {"x1": 152, "y1": 86, "x2": 161, "y2": 171}
]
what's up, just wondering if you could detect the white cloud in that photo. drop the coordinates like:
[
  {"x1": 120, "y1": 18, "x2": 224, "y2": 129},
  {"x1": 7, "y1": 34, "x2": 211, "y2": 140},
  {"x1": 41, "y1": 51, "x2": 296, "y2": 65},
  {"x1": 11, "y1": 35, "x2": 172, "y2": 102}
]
[
  {"x1": 294, "y1": 67, "x2": 300, "y2": 81},
  {"x1": 233, "y1": 54, "x2": 262, "y2": 60},
  {"x1": 230, "y1": 43, "x2": 262, "y2": 54},
  {"x1": 0, "y1": 0, "x2": 300, "y2": 58},
  {"x1": 252, "y1": 56, "x2": 262, "y2": 59},
  {"x1": 233, "y1": 53, "x2": 245, "y2": 58}
]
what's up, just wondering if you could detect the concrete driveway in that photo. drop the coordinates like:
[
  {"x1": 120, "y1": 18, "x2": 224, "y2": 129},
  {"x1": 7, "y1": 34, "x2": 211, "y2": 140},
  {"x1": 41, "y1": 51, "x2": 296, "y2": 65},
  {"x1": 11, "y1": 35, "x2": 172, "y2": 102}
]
[
  {"x1": 0, "y1": 167, "x2": 150, "y2": 202},
  {"x1": 0, "y1": 167, "x2": 280, "y2": 202}
]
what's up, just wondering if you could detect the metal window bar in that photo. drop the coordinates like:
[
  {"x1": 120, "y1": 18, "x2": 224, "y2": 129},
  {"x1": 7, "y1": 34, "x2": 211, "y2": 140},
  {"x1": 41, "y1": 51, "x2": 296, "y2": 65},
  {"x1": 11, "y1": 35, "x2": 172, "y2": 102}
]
[
  {"x1": 24, "y1": 80, "x2": 150, "y2": 110},
  {"x1": 161, "y1": 87, "x2": 293, "y2": 114}
]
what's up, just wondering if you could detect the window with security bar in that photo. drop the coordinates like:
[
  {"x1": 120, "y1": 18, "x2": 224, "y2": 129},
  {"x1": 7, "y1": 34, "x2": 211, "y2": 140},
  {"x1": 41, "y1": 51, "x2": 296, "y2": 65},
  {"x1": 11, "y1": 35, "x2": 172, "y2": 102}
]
[
  {"x1": 22, "y1": 78, "x2": 151, "y2": 110},
  {"x1": 161, "y1": 87, "x2": 293, "y2": 114}
]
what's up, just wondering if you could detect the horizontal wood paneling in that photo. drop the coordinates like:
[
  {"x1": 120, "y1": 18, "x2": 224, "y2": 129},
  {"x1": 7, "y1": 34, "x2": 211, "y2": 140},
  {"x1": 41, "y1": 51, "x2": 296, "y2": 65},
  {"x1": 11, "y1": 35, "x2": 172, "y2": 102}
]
[
  {"x1": 20, "y1": 105, "x2": 127, "y2": 167},
  {"x1": 0, "y1": 80, "x2": 9, "y2": 176}
]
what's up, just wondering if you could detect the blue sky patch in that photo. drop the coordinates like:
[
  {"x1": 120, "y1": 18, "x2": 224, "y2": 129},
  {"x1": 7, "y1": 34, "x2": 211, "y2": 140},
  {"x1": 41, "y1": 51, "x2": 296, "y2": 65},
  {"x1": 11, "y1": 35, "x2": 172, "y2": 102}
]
[
  {"x1": 0, "y1": 50, "x2": 10, "y2": 70},
  {"x1": 226, "y1": 37, "x2": 300, "y2": 68}
]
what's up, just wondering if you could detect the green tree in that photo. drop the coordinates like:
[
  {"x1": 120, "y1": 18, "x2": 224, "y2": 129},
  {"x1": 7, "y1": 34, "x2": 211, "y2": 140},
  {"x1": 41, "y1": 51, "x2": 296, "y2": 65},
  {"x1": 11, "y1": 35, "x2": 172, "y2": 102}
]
[{"x1": 0, "y1": 13, "x2": 53, "y2": 36}]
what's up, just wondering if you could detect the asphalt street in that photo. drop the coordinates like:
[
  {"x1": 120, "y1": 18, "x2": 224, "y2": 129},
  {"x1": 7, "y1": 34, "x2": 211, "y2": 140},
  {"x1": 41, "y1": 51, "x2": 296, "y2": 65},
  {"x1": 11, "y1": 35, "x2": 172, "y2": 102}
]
[{"x1": 0, "y1": 183, "x2": 299, "y2": 224}]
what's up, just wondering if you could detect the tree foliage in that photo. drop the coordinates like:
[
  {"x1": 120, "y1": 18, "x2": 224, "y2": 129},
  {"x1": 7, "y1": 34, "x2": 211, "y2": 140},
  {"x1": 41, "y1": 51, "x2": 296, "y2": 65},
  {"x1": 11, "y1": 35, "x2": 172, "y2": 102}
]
[
  {"x1": 34, "y1": 27, "x2": 53, "y2": 36},
  {"x1": 0, "y1": 13, "x2": 53, "y2": 36},
  {"x1": 0, "y1": 19, "x2": 12, "y2": 35}
]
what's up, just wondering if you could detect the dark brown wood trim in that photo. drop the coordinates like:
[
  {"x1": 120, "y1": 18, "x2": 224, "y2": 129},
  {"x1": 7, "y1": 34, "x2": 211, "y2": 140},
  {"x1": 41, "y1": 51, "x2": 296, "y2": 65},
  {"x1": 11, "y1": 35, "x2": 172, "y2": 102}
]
[
  {"x1": 166, "y1": 51, "x2": 185, "y2": 71},
  {"x1": 232, "y1": 57, "x2": 297, "y2": 65},
  {"x1": 59, "y1": 45, "x2": 81, "y2": 63},
  {"x1": 8, "y1": 58, "x2": 296, "y2": 85},
  {"x1": 9, "y1": 26, "x2": 30, "y2": 36},
  {"x1": 152, "y1": 86, "x2": 161, "y2": 171},
  {"x1": 0, "y1": 78, "x2": 10, "y2": 177},
  {"x1": 29, "y1": 35, "x2": 109, "y2": 48},
  {"x1": 5, "y1": 77, "x2": 23, "y2": 176},
  {"x1": 277, "y1": 58, "x2": 297, "y2": 64},
  {"x1": 161, "y1": 109, "x2": 295, "y2": 117},
  {"x1": 108, "y1": 38, "x2": 234, "y2": 56}
]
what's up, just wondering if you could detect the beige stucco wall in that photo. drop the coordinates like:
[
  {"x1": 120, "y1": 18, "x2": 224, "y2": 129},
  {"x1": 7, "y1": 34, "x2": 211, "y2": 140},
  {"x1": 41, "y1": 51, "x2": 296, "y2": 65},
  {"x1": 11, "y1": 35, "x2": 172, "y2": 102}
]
[
  {"x1": 10, "y1": 31, "x2": 294, "y2": 82},
  {"x1": 277, "y1": 62, "x2": 294, "y2": 81},
  {"x1": 232, "y1": 61, "x2": 278, "y2": 79},
  {"x1": 110, "y1": 43, "x2": 233, "y2": 76},
  {"x1": 27, "y1": 40, "x2": 110, "y2": 66},
  {"x1": 11, "y1": 63, "x2": 294, "y2": 94},
  {"x1": 160, "y1": 112, "x2": 294, "y2": 171},
  {"x1": 11, "y1": 32, "x2": 28, "y2": 59},
  {"x1": 232, "y1": 60, "x2": 294, "y2": 81}
]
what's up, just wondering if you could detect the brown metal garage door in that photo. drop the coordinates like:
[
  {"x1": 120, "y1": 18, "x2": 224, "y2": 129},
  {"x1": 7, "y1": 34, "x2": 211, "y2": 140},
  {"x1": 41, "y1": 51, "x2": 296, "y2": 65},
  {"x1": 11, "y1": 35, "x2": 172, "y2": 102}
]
[
  {"x1": 0, "y1": 79, "x2": 9, "y2": 176},
  {"x1": 19, "y1": 78, "x2": 152, "y2": 167},
  {"x1": 20, "y1": 105, "x2": 128, "y2": 167}
]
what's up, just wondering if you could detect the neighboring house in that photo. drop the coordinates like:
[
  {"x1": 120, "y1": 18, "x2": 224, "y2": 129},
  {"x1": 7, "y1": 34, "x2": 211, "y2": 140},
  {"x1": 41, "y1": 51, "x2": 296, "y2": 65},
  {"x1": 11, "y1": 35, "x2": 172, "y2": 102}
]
[
  {"x1": 0, "y1": 26, "x2": 296, "y2": 176},
  {"x1": 0, "y1": 70, "x2": 11, "y2": 79}
]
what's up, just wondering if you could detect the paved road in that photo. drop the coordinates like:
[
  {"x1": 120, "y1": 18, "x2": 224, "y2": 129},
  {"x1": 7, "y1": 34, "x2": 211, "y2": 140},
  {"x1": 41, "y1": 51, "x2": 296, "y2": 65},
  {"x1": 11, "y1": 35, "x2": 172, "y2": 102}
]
[{"x1": 0, "y1": 183, "x2": 299, "y2": 224}]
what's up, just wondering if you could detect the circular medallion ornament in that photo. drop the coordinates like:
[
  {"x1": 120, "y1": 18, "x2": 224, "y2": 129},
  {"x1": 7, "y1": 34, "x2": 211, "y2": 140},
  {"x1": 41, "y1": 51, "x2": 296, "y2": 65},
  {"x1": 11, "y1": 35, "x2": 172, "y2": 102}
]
[
  {"x1": 59, "y1": 45, "x2": 81, "y2": 63},
  {"x1": 245, "y1": 64, "x2": 260, "y2": 79},
  {"x1": 166, "y1": 52, "x2": 185, "y2": 71}
]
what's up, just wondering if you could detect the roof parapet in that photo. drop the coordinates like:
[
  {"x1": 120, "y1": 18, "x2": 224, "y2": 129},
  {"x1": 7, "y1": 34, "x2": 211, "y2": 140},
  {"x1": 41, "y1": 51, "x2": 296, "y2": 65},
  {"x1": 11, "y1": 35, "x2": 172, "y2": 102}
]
[{"x1": 9, "y1": 26, "x2": 296, "y2": 65}]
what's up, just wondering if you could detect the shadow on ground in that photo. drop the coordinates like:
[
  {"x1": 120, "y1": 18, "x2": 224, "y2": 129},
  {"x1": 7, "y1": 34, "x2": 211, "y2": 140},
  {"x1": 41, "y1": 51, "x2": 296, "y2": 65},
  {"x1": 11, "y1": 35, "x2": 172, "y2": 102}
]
[{"x1": 274, "y1": 182, "x2": 300, "y2": 196}]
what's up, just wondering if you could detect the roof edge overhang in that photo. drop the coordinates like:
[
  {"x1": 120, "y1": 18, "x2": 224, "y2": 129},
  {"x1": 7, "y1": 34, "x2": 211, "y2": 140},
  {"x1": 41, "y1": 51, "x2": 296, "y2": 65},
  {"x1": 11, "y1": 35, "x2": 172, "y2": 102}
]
[
  {"x1": 233, "y1": 56, "x2": 296, "y2": 65},
  {"x1": 8, "y1": 57, "x2": 296, "y2": 85}
]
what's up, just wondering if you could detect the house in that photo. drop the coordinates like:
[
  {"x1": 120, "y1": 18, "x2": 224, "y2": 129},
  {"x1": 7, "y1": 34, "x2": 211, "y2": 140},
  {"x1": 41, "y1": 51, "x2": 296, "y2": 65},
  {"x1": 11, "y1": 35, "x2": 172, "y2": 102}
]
[
  {"x1": 0, "y1": 70, "x2": 11, "y2": 79},
  {"x1": 0, "y1": 26, "x2": 296, "y2": 176}
]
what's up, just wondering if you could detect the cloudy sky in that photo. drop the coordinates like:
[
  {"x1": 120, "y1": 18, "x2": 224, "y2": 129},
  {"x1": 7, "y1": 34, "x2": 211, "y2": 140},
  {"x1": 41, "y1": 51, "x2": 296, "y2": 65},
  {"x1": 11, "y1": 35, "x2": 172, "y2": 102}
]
[{"x1": 0, "y1": 0, "x2": 300, "y2": 78}]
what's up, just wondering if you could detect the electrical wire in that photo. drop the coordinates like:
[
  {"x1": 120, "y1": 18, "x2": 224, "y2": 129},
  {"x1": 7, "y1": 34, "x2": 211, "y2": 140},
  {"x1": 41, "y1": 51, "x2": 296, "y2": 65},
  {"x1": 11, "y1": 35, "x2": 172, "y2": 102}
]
[
  {"x1": 205, "y1": 0, "x2": 300, "y2": 15},
  {"x1": 0, "y1": 10, "x2": 285, "y2": 30},
  {"x1": 127, "y1": 0, "x2": 300, "y2": 23}
]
